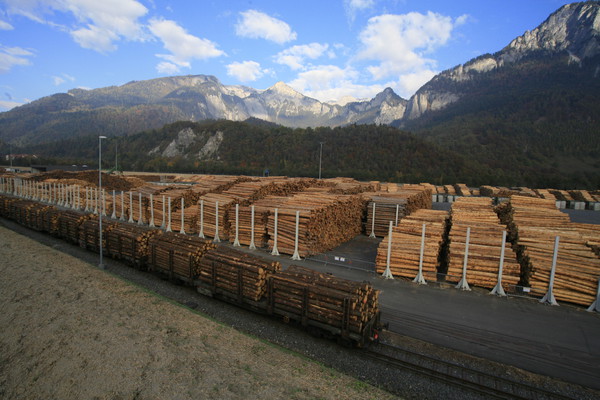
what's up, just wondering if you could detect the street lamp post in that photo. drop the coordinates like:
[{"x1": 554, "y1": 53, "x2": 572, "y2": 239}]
[
  {"x1": 318, "y1": 142, "x2": 325, "y2": 179},
  {"x1": 98, "y1": 136, "x2": 107, "y2": 269}
]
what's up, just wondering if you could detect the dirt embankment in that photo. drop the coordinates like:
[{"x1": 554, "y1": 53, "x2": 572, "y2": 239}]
[{"x1": 0, "y1": 225, "x2": 394, "y2": 400}]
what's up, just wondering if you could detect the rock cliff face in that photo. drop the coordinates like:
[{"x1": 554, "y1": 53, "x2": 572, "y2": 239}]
[{"x1": 403, "y1": 1, "x2": 600, "y2": 120}]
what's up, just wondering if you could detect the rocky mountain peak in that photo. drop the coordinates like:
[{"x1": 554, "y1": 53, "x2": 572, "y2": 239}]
[{"x1": 267, "y1": 81, "x2": 303, "y2": 98}]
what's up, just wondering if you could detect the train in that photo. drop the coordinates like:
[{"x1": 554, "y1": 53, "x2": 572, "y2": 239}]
[{"x1": 0, "y1": 194, "x2": 381, "y2": 347}]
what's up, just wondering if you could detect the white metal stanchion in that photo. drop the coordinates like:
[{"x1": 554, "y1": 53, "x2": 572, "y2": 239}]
[
  {"x1": 102, "y1": 189, "x2": 107, "y2": 216},
  {"x1": 395, "y1": 204, "x2": 400, "y2": 226},
  {"x1": 413, "y1": 223, "x2": 427, "y2": 285},
  {"x1": 149, "y1": 194, "x2": 155, "y2": 227},
  {"x1": 369, "y1": 202, "x2": 377, "y2": 238},
  {"x1": 198, "y1": 199, "x2": 204, "y2": 238},
  {"x1": 128, "y1": 192, "x2": 134, "y2": 223},
  {"x1": 179, "y1": 198, "x2": 186, "y2": 234},
  {"x1": 456, "y1": 227, "x2": 471, "y2": 291},
  {"x1": 213, "y1": 201, "x2": 220, "y2": 243},
  {"x1": 166, "y1": 197, "x2": 172, "y2": 232},
  {"x1": 490, "y1": 231, "x2": 508, "y2": 297},
  {"x1": 249, "y1": 205, "x2": 256, "y2": 250},
  {"x1": 382, "y1": 221, "x2": 394, "y2": 279},
  {"x1": 271, "y1": 208, "x2": 280, "y2": 256},
  {"x1": 540, "y1": 236, "x2": 560, "y2": 306},
  {"x1": 587, "y1": 278, "x2": 600, "y2": 313},
  {"x1": 291, "y1": 210, "x2": 301, "y2": 260},
  {"x1": 94, "y1": 187, "x2": 99, "y2": 214},
  {"x1": 120, "y1": 191, "x2": 125, "y2": 221},
  {"x1": 111, "y1": 190, "x2": 117, "y2": 219},
  {"x1": 160, "y1": 195, "x2": 166, "y2": 229},
  {"x1": 137, "y1": 193, "x2": 143, "y2": 225},
  {"x1": 233, "y1": 203, "x2": 241, "y2": 246}
]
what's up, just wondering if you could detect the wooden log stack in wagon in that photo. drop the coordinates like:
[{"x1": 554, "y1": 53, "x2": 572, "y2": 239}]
[
  {"x1": 498, "y1": 195, "x2": 600, "y2": 306},
  {"x1": 445, "y1": 197, "x2": 521, "y2": 289},
  {"x1": 268, "y1": 265, "x2": 379, "y2": 336},
  {"x1": 375, "y1": 209, "x2": 449, "y2": 281},
  {"x1": 147, "y1": 232, "x2": 216, "y2": 280}
]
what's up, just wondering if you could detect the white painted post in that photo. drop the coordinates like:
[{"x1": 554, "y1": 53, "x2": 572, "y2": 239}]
[
  {"x1": 490, "y1": 231, "x2": 508, "y2": 296},
  {"x1": 369, "y1": 202, "x2": 377, "y2": 238},
  {"x1": 149, "y1": 194, "x2": 155, "y2": 227},
  {"x1": 382, "y1": 221, "x2": 394, "y2": 279},
  {"x1": 198, "y1": 199, "x2": 205, "y2": 238},
  {"x1": 291, "y1": 210, "x2": 301, "y2": 260},
  {"x1": 120, "y1": 191, "x2": 125, "y2": 221},
  {"x1": 160, "y1": 195, "x2": 166, "y2": 229},
  {"x1": 128, "y1": 192, "x2": 134, "y2": 223},
  {"x1": 271, "y1": 208, "x2": 280, "y2": 255},
  {"x1": 456, "y1": 227, "x2": 471, "y2": 291},
  {"x1": 249, "y1": 205, "x2": 256, "y2": 250},
  {"x1": 213, "y1": 201, "x2": 220, "y2": 243},
  {"x1": 166, "y1": 197, "x2": 172, "y2": 232},
  {"x1": 395, "y1": 204, "x2": 400, "y2": 226},
  {"x1": 540, "y1": 236, "x2": 560, "y2": 306},
  {"x1": 84, "y1": 187, "x2": 89, "y2": 211},
  {"x1": 413, "y1": 223, "x2": 427, "y2": 285},
  {"x1": 586, "y1": 278, "x2": 600, "y2": 313},
  {"x1": 179, "y1": 198, "x2": 186, "y2": 234},
  {"x1": 94, "y1": 187, "x2": 99, "y2": 215},
  {"x1": 111, "y1": 190, "x2": 117, "y2": 219},
  {"x1": 233, "y1": 203, "x2": 240, "y2": 246},
  {"x1": 137, "y1": 193, "x2": 143, "y2": 225},
  {"x1": 102, "y1": 189, "x2": 107, "y2": 216}
]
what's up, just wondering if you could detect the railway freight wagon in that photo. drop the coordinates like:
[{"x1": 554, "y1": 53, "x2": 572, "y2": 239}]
[{"x1": 0, "y1": 193, "x2": 381, "y2": 347}]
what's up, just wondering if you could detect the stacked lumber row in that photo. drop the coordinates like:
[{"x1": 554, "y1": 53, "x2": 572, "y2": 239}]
[
  {"x1": 196, "y1": 247, "x2": 281, "y2": 302},
  {"x1": 444, "y1": 185, "x2": 457, "y2": 195},
  {"x1": 325, "y1": 178, "x2": 378, "y2": 194},
  {"x1": 479, "y1": 186, "x2": 538, "y2": 198},
  {"x1": 454, "y1": 183, "x2": 471, "y2": 196},
  {"x1": 365, "y1": 186, "x2": 432, "y2": 237},
  {"x1": 571, "y1": 223, "x2": 600, "y2": 256},
  {"x1": 549, "y1": 189, "x2": 574, "y2": 202},
  {"x1": 234, "y1": 196, "x2": 290, "y2": 248},
  {"x1": 266, "y1": 192, "x2": 367, "y2": 257},
  {"x1": 105, "y1": 223, "x2": 162, "y2": 266},
  {"x1": 78, "y1": 217, "x2": 118, "y2": 253},
  {"x1": 269, "y1": 265, "x2": 379, "y2": 334},
  {"x1": 198, "y1": 193, "x2": 242, "y2": 240},
  {"x1": 222, "y1": 177, "x2": 317, "y2": 203},
  {"x1": 55, "y1": 210, "x2": 95, "y2": 244},
  {"x1": 148, "y1": 232, "x2": 216, "y2": 279},
  {"x1": 375, "y1": 209, "x2": 449, "y2": 280},
  {"x1": 445, "y1": 197, "x2": 521, "y2": 288},
  {"x1": 534, "y1": 189, "x2": 558, "y2": 201},
  {"x1": 569, "y1": 190, "x2": 596, "y2": 203},
  {"x1": 499, "y1": 195, "x2": 600, "y2": 306}
]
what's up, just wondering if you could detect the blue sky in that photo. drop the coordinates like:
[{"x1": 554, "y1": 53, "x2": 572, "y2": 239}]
[{"x1": 0, "y1": 0, "x2": 575, "y2": 111}]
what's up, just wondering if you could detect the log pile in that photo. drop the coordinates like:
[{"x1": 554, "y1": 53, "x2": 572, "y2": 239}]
[
  {"x1": 198, "y1": 193, "x2": 242, "y2": 240},
  {"x1": 78, "y1": 216, "x2": 117, "y2": 252},
  {"x1": 234, "y1": 196, "x2": 290, "y2": 248},
  {"x1": 534, "y1": 189, "x2": 557, "y2": 201},
  {"x1": 105, "y1": 223, "x2": 162, "y2": 266},
  {"x1": 569, "y1": 190, "x2": 595, "y2": 203},
  {"x1": 325, "y1": 178, "x2": 378, "y2": 194},
  {"x1": 454, "y1": 183, "x2": 471, "y2": 196},
  {"x1": 56, "y1": 210, "x2": 94, "y2": 244},
  {"x1": 269, "y1": 265, "x2": 379, "y2": 334},
  {"x1": 365, "y1": 186, "x2": 432, "y2": 237},
  {"x1": 196, "y1": 247, "x2": 281, "y2": 302},
  {"x1": 445, "y1": 197, "x2": 521, "y2": 289},
  {"x1": 375, "y1": 209, "x2": 449, "y2": 280},
  {"x1": 498, "y1": 195, "x2": 600, "y2": 306},
  {"x1": 570, "y1": 223, "x2": 600, "y2": 256},
  {"x1": 148, "y1": 232, "x2": 216, "y2": 279},
  {"x1": 266, "y1": 192, "x2": 367, "y2": 257}
]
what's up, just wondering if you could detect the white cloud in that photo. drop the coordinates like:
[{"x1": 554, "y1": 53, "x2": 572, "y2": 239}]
[
  {"x1": 3, "y1": 0, "x2": 149, "y2": 53},
  {"x1": 156, "y1": 61, "x2": 180, "y2": 75},
  {"x1": 0, "y1": 45, "x2": 34, "y2": 73},
  {"x1": 396, "y1": 69, "x2": 436, "y2": 97},
  {"x1": 149, "y1": 18, "x2": 225, "y2": 74},
  {"x1": 358, "y1": 11, "x2": 460, "y2": 79},
  {"x1": 344, "y1": 0, "x2": 375, "y2": 22},
  {"x1": 226, "y1": 60, "x2": 267, "y2": 82},
  {"x1": 274, "y1": 43, "x2": 330, "y2": 70},
  {"x1": 0, "y1": 99, "x2": 24, "y2": 111},
  {"x1": 235, "y1": 10, "x2": 296, "y2": 44},
  {"x1": 52, "y1": 73, "x2": 75, "y2": 86},
  {"x1": 0, "y1": 20, "x2": 14, "y2": 30}
]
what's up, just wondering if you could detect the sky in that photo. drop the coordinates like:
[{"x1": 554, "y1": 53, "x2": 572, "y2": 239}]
[{"x1": 0, "y1": 0, "x2": 576, "y2": 111}]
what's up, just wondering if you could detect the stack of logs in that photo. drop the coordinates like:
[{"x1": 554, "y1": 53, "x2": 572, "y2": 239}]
[
  {"x1": 445, "y1": 197, "x2": 521, "y2": 289},
  {"x1": 196, "y1": 247, "x2": 281, "y2": 302},
  {"x1": 56, "y1": 210, "x2": 95, "y2": 244},
  {"x1": 266, "y1": 192, "x2": 367, "y2": 257},
  {"x1": 269, "y1": 265, "x2": 379, "y2": 334},
  {"x1": 147, "y1": 232, "x2": 216, "y2": 280},
  {"x1": 375, "y1": 209, "x2": 449, "y2": 280},
  {"x1": 78, "y1": 216, "x2": 117, "y2": 253},
  {"x1": 233, "y1": 196, "x2": 289, "y2": 248},
  {"x1": 498, "y1": 195, "x2": 600, "y2": 306},
  {"x1": 105, "y1": 222, "x2": 162, "y2": 267},
  {"x1": 365, "y1": 186, "x2": 432, "y2": 237}
]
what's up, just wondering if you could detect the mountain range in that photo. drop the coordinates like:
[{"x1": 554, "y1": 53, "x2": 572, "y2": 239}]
[{"x1": 1, "y1": 1, "x2": 599, "y2": 188}]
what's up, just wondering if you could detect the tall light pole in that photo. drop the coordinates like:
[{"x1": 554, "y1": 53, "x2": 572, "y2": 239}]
[
  {"x1": 98, "y1": 136, "x2": 107, "y2": 269},
  {"x1": 318, "y1": 142, "x2": 325, "y2": 179}
]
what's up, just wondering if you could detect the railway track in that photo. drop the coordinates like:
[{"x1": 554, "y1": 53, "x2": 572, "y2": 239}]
[{"x1": 365, "y1": 341, "x2": 576, "y2": 399}]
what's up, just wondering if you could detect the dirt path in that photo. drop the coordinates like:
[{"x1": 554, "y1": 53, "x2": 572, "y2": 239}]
[{"x1": 0, "y1": 225, "x2": 395, "y2": 400}]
